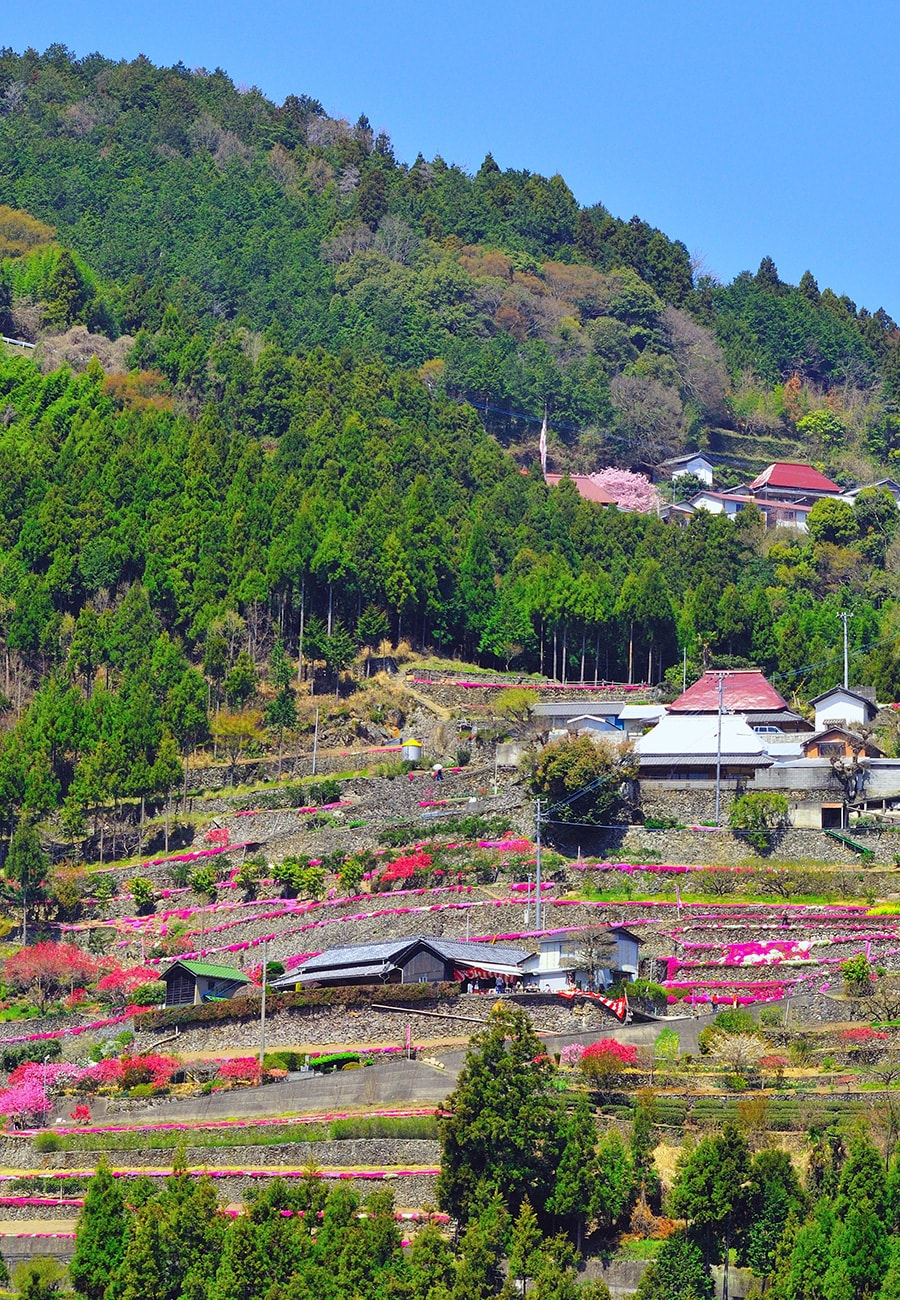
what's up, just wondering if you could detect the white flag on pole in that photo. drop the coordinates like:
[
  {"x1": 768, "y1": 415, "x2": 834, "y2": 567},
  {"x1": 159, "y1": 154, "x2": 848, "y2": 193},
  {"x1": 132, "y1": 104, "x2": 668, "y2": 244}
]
[{"x1": 539, "y1": 408, "x2": 548, "y2": 475}]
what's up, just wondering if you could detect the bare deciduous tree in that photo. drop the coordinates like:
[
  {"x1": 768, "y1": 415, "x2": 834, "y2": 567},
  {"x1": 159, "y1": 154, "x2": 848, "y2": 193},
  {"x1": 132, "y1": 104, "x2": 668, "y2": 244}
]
[
  {"x1": 375, "y1": 215, "x2": 419, "y2": 266},
  {"x1": 610, "y1": 373, "x2": 683, "y2": 465}
]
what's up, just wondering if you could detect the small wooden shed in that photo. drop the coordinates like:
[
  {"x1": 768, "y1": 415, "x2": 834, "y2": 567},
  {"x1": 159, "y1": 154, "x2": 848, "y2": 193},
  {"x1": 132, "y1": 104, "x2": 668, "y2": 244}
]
[{"x1": 162, "y1": 960, "x2": 248, "y2": 1007}]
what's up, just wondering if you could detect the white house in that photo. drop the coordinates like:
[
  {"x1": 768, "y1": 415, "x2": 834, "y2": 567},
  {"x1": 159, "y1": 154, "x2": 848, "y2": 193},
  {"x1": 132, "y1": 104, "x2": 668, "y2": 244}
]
[
  {"x1": 690, "y1": 490, "x2": 755, "y2": 518},
  {"x1": 840, "y1": 480, "x2": 900, "y2": 508},
  {"x1": 619, "y1": 703, "x2": 667, "y2": 737},
  {"x1": 519, "y1": 927, "x2": 643, "y2": 992},
  {"x1": 810, "y1": 686, "x2": 878, "y2": 733},
  {"x1": 661, "y1": 453, "x2": 716, "y2": 487}
]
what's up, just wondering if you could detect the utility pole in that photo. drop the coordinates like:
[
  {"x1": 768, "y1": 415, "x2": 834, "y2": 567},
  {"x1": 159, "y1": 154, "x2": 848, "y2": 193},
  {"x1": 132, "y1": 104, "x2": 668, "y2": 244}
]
[
  {"x1": 840, "y1": 611, "x2": 849, "y2": 689},
  {"x1": 682, "y1": 645, "x2": 687, "y2": 694},
  {"x1": 535, "y1": 799, "x2": 543, "y2": 932},
  {"x1": 259, "y1": 937, "x2": 268, "y2": 1070},
  {"x1": 311, "y1": 708, "x2": 319, "y2": 777},
  {"x1": 714, "y1": 672, "x2": 725, "y2": 827}
]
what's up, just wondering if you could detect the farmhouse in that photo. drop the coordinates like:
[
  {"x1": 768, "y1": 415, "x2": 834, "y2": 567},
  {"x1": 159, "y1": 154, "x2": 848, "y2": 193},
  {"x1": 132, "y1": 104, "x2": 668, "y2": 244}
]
[
  {"x1": 519, "y1": 926, "x2": 644, "y2": 992},
  {"x1": 543, "y1": 473, "x2": 617, "y2": 505},
  {"x1": 272, "y1": 937, "x2": 530, "y2": 990},
  {"x1": 747, "y1": 461, "x2": 842, "y2": 500},
  {"x1": 809, "y1": 685, "x2": 879, "y2": 732}
]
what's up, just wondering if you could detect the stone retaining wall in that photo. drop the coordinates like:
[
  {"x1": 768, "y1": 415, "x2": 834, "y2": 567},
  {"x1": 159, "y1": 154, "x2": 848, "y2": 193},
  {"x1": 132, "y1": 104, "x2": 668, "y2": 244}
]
[
  {"x1": 597, "y1": 823, "x2": 900, "y2": 865},
  {"x1": 0, "y1": 1137, "x2": 440, "y2": 1172},
  {"x1": 133, "y1": 993, "x2": 627, "y2": 1054}
]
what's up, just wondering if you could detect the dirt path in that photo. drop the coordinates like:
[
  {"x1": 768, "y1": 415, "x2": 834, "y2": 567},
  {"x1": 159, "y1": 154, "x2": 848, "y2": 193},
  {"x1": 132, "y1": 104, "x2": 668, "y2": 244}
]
[{"x1": 0, "y1": 1220, "x2": 76, "y2": 1235}]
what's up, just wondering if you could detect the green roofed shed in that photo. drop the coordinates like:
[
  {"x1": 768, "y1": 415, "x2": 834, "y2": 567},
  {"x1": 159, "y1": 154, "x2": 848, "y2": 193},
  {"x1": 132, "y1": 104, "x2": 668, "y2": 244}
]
[{"x1": 162, "y1": 959, "x2": 248, "y2": 1007}]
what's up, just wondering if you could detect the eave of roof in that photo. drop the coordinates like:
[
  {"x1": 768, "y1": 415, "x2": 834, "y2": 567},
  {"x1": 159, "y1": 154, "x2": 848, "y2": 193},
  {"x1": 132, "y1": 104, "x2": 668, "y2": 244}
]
[{"x1": 164, "y1": 960, "x2": 246, "y2": 982}]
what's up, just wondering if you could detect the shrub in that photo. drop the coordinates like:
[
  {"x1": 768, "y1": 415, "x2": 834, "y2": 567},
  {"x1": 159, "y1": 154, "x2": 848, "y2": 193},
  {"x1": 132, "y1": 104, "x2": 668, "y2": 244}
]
[
  {"x1": 91, "y1": 874, "x2": 117, "y2": 906},
  {"x1": 33, "y1": 1132, "x2": 61, "y2": 1153},
  {"x1": 380, "y1": 852, "x2": 432, "y2": 888},
  {"x1": 217, "y1": 1057, "x2": 260, "y2": 1083},
  {"x1": 189, "y1": 864, "x2": 218, "y2": 898},
  {"x1": 580, "y1": 1038, "x2": 638, "y2": 1085},
  {"x1": 841, "y1": 953, "x2": 875, "y2": 996},
  {"x1": 129, "y1": 981, "x2": 166, "y2": 1008},
  {"x1": 729, "y1": 792, "x2": 789, "y2": 851},
  {"x1": 627, "y1": 980, "x2": 669, "y2": 1014},
  {"x1": 128, "y1": 877, "x2": 156, "y2": 914},
  {"x1": 308, "y1": 1051, "x2": 361, "y2": 1072},
  {"x1": 713, "y1": 1008, "x2": 759, "y2": 1036},
  {"x1": 0, "y1": 1040, "x2": 61, "y2": 1074}
]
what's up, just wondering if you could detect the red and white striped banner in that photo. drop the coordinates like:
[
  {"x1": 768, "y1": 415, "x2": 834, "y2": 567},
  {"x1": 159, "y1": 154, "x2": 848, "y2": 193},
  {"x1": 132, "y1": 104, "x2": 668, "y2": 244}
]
[{"x1": 554, "y1": 989, "x2": 628, "y2": 1022}]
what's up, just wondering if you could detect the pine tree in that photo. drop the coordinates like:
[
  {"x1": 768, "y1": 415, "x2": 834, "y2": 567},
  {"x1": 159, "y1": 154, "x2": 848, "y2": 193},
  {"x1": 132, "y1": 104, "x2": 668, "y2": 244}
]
[
  {"x1": 69, "y1": 1161, "x2": 129, "y2": 1300},
  {"x1": 508, "y1": 1198, "x2": 543, "y2": 1296},
  {"x1": 633, "y1": 1232, "x2": 713, "y2": 1300},
  {"x1": 437, "y1": 1003, "x2": 564, "y2": 1223},
  {"x1": 546, "y1": 1096, "x2": 599, "y2": 1249},
  {"x1": 406, "y1": 1221, "x2": 456, "y2": 1300}
]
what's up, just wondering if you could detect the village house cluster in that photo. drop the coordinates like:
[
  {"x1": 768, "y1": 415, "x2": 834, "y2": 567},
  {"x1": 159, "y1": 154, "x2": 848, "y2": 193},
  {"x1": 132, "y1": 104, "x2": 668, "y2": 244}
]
[{"x1": 548, "y1": 455, "x2": 900, "y2": 530}]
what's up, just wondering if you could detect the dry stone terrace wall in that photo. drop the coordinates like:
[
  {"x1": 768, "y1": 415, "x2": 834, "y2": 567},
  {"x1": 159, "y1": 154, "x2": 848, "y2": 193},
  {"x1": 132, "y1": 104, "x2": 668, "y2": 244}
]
[
  {"x1": 0, "y1": 1138, "x2": 441, "y2": 1172},
  {"x1": 132, "y1": 993, "x2": 628, "y2": 1054},
  {"x1": 600, "y1": 823, "x2": 900, "y2": 865},
  {"x1": 406, "y1": 679, "x2": 660, "y2": 711}
]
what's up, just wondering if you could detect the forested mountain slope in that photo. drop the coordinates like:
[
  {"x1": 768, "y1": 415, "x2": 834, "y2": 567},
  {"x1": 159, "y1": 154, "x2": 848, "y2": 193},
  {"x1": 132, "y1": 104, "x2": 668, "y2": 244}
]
[{"x1": 1, "y1": 46, "x2": 900, "y2": 830}]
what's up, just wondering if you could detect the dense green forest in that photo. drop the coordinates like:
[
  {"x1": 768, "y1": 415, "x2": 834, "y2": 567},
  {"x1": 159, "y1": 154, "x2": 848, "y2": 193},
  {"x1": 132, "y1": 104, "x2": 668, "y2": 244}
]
[{"x1": 2, "y1": 46, "x2": 900, "y2": 835}]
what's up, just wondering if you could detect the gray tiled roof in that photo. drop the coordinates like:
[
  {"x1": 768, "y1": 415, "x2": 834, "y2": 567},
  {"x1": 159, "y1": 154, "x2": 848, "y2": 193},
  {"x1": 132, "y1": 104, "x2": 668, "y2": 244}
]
[
  {"x1": 424, "y1": 938, "x2": 529, "y2": 966},
  {"x1": 301, "y1": 940, "x2": 415, "y2": 971},
  {"x1": 532, "y1": 701, "x2": 624, "y2": 718},
  {"x1": 293, "y1": 936, "x2": 529, "y2": 975}
]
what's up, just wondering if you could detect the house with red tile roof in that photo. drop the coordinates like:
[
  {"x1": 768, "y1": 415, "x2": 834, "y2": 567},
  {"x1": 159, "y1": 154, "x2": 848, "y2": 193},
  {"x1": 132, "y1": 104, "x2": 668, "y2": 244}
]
[
  {"x1": 669, "y1": 669, "x2": 788, "y2": 714},
  {"x1": 544, "y1": 473, "x2": 617, "y2": 505},
  {"x1": 748, "y1": 462, "x2": 841, "y2": 499}
]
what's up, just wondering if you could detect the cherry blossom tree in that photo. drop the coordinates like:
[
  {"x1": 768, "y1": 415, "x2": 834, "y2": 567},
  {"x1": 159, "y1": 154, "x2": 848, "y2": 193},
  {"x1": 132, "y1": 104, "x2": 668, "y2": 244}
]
[{"x1": 591, "y1": 468, "x2": 662, "y2": 514}]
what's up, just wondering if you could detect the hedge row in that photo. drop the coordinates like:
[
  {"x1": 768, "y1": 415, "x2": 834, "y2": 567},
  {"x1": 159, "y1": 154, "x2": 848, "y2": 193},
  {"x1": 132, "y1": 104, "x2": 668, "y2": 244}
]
[{"x1": 135, "y1": 982, "x2": 461, "y2": 1032}]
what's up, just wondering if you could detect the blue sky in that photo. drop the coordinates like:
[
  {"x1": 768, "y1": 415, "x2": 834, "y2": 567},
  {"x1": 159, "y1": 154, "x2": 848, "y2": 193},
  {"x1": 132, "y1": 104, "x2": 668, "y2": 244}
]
[{"x1": 8, "y1": 1, "x2": 900, "y2": 314}]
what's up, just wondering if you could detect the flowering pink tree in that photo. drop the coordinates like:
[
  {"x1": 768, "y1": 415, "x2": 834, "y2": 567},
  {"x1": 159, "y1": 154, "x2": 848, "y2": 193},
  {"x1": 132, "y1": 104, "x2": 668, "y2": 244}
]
[
  {"x1": 3, "y1": 942, "x2": 98, "y2": 1014},
  {"x1": 0, "y1": 1079, "x2": 50, "y2": 1129},
  {"x1": 217, "y1": 1057, "x2": 260, "y2": 1084},
  {"x1": 591, "y1": 468, "x2": 662, "y2": 514},
  {"x1": 95, "y1": 965, "x2": 160, "y2": 1009},
  {"x1": 559, "y1": 1044, "x2": 585, "y2": 1068}
]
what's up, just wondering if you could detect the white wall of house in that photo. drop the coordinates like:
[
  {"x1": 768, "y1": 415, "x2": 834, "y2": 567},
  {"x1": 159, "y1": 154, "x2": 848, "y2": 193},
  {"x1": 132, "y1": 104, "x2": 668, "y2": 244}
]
[{"x1": 813, "y1": 690, "x2": 871, "y2": 731}]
